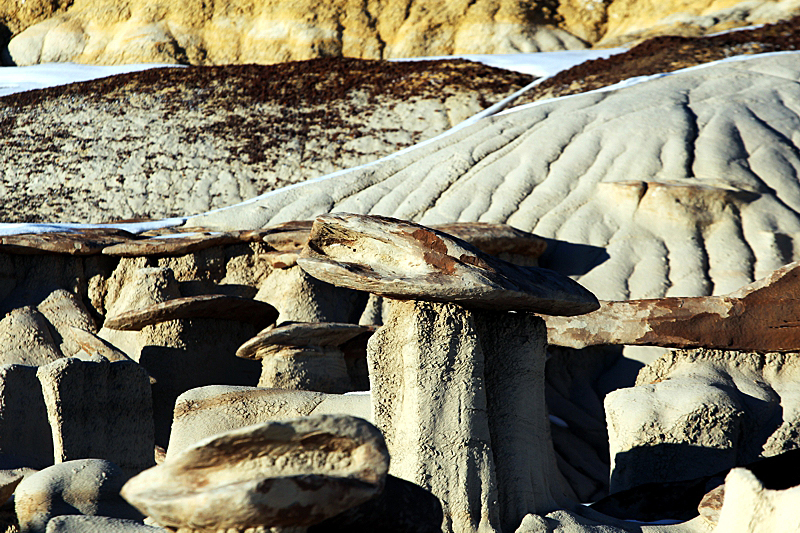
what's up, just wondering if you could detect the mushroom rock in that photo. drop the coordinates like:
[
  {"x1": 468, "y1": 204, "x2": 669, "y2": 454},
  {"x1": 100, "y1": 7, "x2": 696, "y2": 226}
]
[
  {"x1": 604, "y1": 348, "x2": 800, "y2": 494},
  {"x1": 15, "y1": 459, "x2": 144, "y2": 533},
  {"x1": 166, "y1": 385, "x2": 372, "y2": 458},
  {"x1": 236, "y1": 322, "x2": 372, "y2": 393},
  {"x1": 713, "y1": 468, "x2": 800, "y2": 532},
  {"x1": 121, "y1": 415, "x2": 389, "y2": 532},
  {"x1": 369, "y1": 301, "x2": 575, "y2": 532},
  {"x1": 296, "y1": 214, "x2": 597, "y2": 532},
  {"x1": 297, "y1": 213, "x2": 599, "y2": 316},
  {"x1": 0, "y1": 306, "x2": 63, "y2": 366},
  {"x1": 36, "y1": 357, "x2": 155, "y2": 476},
  {"x1": 0, "y1": 365, "x2": 53, "y2": 469},
  {"x1": 544, "y1": 261, "x2": 800, "y2": 353},
  {"x1": 432, "y1": 222, "x2": 548, "y2": 267}
]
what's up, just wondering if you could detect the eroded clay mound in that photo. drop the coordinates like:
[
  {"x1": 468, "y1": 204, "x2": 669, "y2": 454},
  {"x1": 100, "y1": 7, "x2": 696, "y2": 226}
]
[
  {"x1": 0, "y1": 59, "x2": 532, "y2": 224},
  {"x1": 189, "y1": 52, "x2": 800, "y2": 301}
]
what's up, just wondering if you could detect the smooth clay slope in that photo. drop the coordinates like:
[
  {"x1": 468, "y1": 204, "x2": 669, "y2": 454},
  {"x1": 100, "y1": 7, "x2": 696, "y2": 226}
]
[{"x1": 189, "y1": 52, "x2": 800, "y2": 302}]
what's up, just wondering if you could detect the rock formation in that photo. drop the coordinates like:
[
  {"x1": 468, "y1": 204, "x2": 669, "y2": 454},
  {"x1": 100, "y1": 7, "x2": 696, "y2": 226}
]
[
  {"x1": 121, "y1": 415, "x2": 389, "y2": 531},
  {"x1": 3, "y1": 0, "x2": 584, "y2": 66},
  {"x1": 235, "y1": 322, "x2": 371, "y2": 392},
  {"x1": 605, "y1": 347, "x2": 800, "y2": 493},
  {"x1": 298, "y1": 214, "x2": 597, "y2": 532}
]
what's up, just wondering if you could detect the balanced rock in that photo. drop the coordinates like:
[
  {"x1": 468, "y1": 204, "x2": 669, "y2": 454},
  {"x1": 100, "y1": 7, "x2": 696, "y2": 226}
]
[
  {"x1": 15, "y1": 459, "x2": 144, "y2": 533},
  {"x1": 236, "y1": 322, "x2": 372, "y2": 393},
  {"x1": 122, "y1": 415, "x2": 389, "y2": 531},
  {"x1": 189, "y1": 52, "x2": 800, "y2": 306},
  {"x1": 298, "y1": 213, "x2": 599, "y2": 315}
]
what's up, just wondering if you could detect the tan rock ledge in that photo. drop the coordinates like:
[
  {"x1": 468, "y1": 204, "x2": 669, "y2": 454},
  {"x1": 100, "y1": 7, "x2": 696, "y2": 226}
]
[
  {"x1": 545, "y1": 260, "x2": 800, "y2": 352},
  {"x1": 236, "y1": 322, "x2": 373, "y2": 393},
  {"x1": 297, "y1": 213, "x2": 599, "y2": 316},
  {"x1": 102, "y1": 294, "x2": 279, "y2": 331},
  {"x1": 120, "y1": 415, "x2": 389, "y2": 532}
]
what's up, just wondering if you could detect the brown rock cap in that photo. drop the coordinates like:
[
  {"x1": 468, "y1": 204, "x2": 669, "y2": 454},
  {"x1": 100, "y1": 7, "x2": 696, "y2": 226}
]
[
  {"x1": 120, "y1": 415, "x2": 389, "y2": 531},
  {"x1": 545, "y1": 261, "x2": 800, "y2": 352},
  {"x1": 103, "y1": 294, "x2": 278, "y2": 331},
  {"x1": 236, "y1": 322, "x2": 373, "y2": 360},
  {"x1": 297, "y1": 214, "x2": 599, "y2": 315}
]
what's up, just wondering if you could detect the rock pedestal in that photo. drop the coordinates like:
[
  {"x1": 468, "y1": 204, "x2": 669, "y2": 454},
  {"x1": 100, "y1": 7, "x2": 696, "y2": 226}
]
[
  {"x1": 0, "y1": 364, "x2": 52, "y2": 468},
  {"x1": 368, "y1": 300, "x2": 573, "y2": 533}
]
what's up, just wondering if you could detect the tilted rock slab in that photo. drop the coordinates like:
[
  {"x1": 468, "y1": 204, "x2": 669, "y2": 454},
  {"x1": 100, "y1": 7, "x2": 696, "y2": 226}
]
[
  {"x1": 122, "y1": 415, "x2": 389, "y2": 531},
  {"x1": 545, "y1": 261, "x2": 800, "y2": 352},
  {"x1": 605, "y1": 348, "x2": 800, "y2": 493},
  {"x1": 298, "y1": 213, "x2": 599, "y2": 315},
  {"x1": 190, "y1": 52, "x2": 800, "y2": 303},
  {"x1": 36, "y1": 358, "x2": 155, "y2": 476}
]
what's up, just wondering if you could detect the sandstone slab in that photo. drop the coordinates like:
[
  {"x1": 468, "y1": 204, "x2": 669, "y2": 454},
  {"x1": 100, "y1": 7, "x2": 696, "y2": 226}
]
[
  {"x1": 298, "y1": 214, "x2": 598, "y2": 315},
  {"x1": 122, "y1": 415, "x2": 389, "y2": 531},
  {"x1": 545, "y1": 261, "x2": 800, "y2": 352}
]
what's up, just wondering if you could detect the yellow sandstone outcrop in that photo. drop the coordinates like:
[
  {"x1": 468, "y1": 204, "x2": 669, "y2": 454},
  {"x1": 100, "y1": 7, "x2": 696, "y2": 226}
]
[
  {"x1": 3, "y1": 0, "x2": 799, "y2": 65},
  {"x1": 3, "y1": 0, "x2": 585, "y2": 66}
]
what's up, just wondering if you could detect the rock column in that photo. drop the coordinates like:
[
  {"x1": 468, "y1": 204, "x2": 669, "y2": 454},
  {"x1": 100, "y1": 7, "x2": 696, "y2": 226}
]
[{"x1": 369, "y1": 300, "x2": 573, "y2": 533}]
